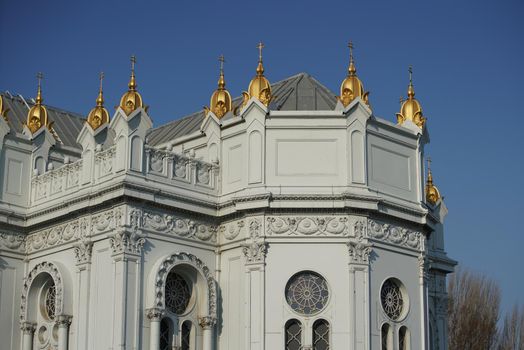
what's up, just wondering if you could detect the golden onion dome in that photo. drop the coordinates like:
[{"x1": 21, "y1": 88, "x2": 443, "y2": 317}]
[
  {"x1": 0, "y1": 94, "x2": 5, "y2": 121},
  {"x1": 26, "y1": 72, "x2": 48, "y2": 134},
  {"x1": 245, "y1": 42, "x2": 272, "y2": 107},
  {"x1": 208, "y1": 55, "x2": 233, "y2": 118},
  {"x1": 396, "y1": 66, "x2": 426, "y2": 128},
  {"x1": 425, "y1": 158, "x2": 441, "y2": 205},
  {"x1": 87, "y1": 72, "x2": 110, "y2": 130},
  {"x1": 119, "y1": 55, "x2": 144, "y2": 115},
  {"x1": 338, "y1": 42, "x2": 370, "y2": 107}
]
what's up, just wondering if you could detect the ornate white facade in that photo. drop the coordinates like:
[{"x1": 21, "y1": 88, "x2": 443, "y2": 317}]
[{"x1": 0, "y1": 70, "x2": 455, "y2": 350}]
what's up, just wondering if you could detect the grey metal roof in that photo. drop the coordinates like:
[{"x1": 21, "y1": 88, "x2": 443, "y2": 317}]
[
  {"x1": 147, "y1": 72, "x2": 337, "y2": 146},
  {"x1": 1, "y1": 72, "x2": 338, "y2": 149},
  {"x1": 1, "y1": 92, "x2": 84, "y2": 149}
]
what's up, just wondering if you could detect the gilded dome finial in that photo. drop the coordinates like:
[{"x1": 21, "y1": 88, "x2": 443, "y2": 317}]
[
  {"x1": 87, "y1": 72, "x2": 110, "y2": 130},
  {"x1": 425, "y1": 157, "x2": 441, "y2": 205},
  {"x1": 119, "y1": 55, "x2": 144, "y2": 115},
  {"x1": 26, "y1": 72, "x2": 49, "y2": 134},
  {"x1": 396, "y1": 65, "x2": 426, "y2": 128},
  {"x1": 208, "y1": 54, "x2": 233, "y2": 118},
  {"x1": 338, "y1": 41, "x2": 370, "y2": 107},
  {"x1": 244, "y1": 42, "x2": 272, "y2": 107}
]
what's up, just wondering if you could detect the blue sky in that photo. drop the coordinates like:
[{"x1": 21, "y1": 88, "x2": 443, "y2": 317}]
[{"x1": 1, "y1": 0, "x2": 523, "y2": 315}]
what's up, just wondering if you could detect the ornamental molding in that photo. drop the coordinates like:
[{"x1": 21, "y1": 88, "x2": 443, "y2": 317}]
[
  {"x1": 266, "y1": 216, "x2": 349, "y2": 236},
  {"x1": 367, "y1": 218, "x2": 423, "y2": 250},
  {"x1": 0, "y1": 232, "x2": 25, "y2": 252},
  {"x1": 141, "y1": 210, "x2": 217, "y2": 242},
  {"x1": 153, "y1": 252, "x2": 217, "y2": 318},
  {"x1": 198, "y1": 316, "x2": 217, "y2": 330},
  {"x1": 73, "y1": 240, "x2": 93, "y2": 265},
  {"x1": 218, "y1": 219, "x2": 245, "y2": 240},
  {"x1": 109, "y1": 229, "x2": 145, "y2": 256},
  {"x1": 20, "y1": 261, "x2": 64, "y2": 323},
  {"x1": 145, "y1": 307, "x2": 165, "y2": 321},
  {"x1": 418, "y1": 254, "x2": 430, "y2": 280},
  {"x1": 242, "y1": 241, "x2": 268, "y2": 264}
]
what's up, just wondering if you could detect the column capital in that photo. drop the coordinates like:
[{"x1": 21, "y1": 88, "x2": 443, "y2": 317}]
[
  {"x1": 242, "y1": 240, "x2": 267, "y2": 264},
  {"x1": 56, "y1": 315, "x2": 72, "y2": 328},
  {"x1": 108, "y1": 229, "x2": 145, "y2": 258},
  {"x1": 20, "y1": 321, "x2": 36, "y2": 334},
  {"x1": 198, "y1": 316, "x2": 216, "y2": 330},
  {"x1": 145, "y1": 307, "x2": 165, "y2": 321},
  {"x1": 74, "y1": 240, "x2": 93, "y2": 265},
  {"x1": 347, "y1": 239, "x2": 372, "y2": 265}
]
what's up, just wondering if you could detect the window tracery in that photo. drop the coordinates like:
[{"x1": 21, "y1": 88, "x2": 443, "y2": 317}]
[
  {"x1": 380, "y1": 279, "x2": 404, "y2": 320},
  {"x1": 313, "y1": 319, "x2": 330, "y2": 350},
  {"x1": 285, "y1": 271, "x2": 329, "y2": 315},
  {"x1": 159, "y1": 318, "x2": 171, "y2": 350},
  {"x1": 285, "y1": 319, "x2": 302, "y2": 350},
  {"x1": 181, "y1": 321, "x2": 192, "y2": 350},
  {"x1": 165, "y1": 272, "x2": 192, "y2": 315}
]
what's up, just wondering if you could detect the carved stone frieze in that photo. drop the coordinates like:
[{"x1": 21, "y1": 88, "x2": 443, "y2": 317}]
[
  {"x1": 218, "y1": 220, "x2": 245, "y2": 240},
  {"x1": 20, "y1": 262, "x2": 64, "y2": 322},
  {"x1": 153, "y1": 252, "x2": 217, "y2": 318},
  {"x1": 91, "y1": 207, "x2": 122, "y2": 234},
  {"x1": 26, "y1": 220, "x2": 84, "y2": 253},
  {"x1": 109, "y1": 230, "x2": 145, "y2": 256},
  {"x1": 367, "y1": 218, "x2": 423, "y2": 250},
  {"x1": 266, "y1": 216, "x2": 348, "y2": 236},
  {"x1": 0, "y1": 232, "x2": 25, "y2": 252},
  {"x1": 142, "y1": 211, "x2": 217, "y2": 242}
]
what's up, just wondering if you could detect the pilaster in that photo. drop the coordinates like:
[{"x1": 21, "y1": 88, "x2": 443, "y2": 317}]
[
  {"x1": 109, "y1": 229, "x2": 146, "y2": 350},
  {"x1": 242, "y1": 217, "x2": 267, "y2": 350},
  {"x1": 419, "y1": 253, "x2": 430, "y2": 350},
  {"x1": 146, "y1": 308, "x2": 165, "y2": 350},
  {"x1": 74, "y1": 240, "x2": 93, "y2": 350},
  {"x1": 56, "y1": 315, "x2": 73, "y2": 350}
]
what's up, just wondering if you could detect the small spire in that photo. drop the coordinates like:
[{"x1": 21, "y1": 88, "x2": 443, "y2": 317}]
[
  {"x1": 348, "y1": 41, "x2": 356, "y2": 76},
  {"x1": 96, "y1": 72, "x2": 105, "y2": 106},
  {"x1": 256, "y1": 41, "x2": 265, "y2": 76},
  {"x1": 407, "y1": 65, "x2": 415, "y2": 99},
  {"x1": 218, "y1": 54, "x2": 225, "y2": 90},
  {"x1": 36, "y1": 72, "x2": 44, "y2": 104},
  {"x1": 129, "y1": 55, "x2": 137, "y2": 91}
]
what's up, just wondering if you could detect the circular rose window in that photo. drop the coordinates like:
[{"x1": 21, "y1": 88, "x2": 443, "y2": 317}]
[
  {"x1": 165, "y1": 272, "x2": 192, "y2": 315},
  {"x1": 380, "y1": 278, "x2": 406, "y2": 320},
  {"x1": 285, "y1": 271, "x2": 329, "y2": 315}
]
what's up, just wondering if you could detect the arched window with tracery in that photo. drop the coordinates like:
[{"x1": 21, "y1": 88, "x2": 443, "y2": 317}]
[
  {"x1": 399, "y1": 326, "x2": 410, "y2": 350},
  {"x1": 159, "y1": 318, "x2": 172, "y2": 350},
  {"x1": 313, "y1": 319, "x2": 330, "y2": 350},
  {"x1": 381, "y1": 323, "x2": 393, "y2": 350},
  {"x1": 285, "y1": 319, "x2": 302, "y2": 350}
]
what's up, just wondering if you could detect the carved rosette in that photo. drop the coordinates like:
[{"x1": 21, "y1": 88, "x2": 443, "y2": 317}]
[
  {"x1": 74, "y1": 241, "x2": 93, "y2": 265},
  {"x1": 146, "y1": 307, "x2": 165, "y2": 321},
  {"x1": 218, "y1": 220, "x2": 245, "y2": 240},
  {"x1": 347, "y1": 240, "x2": 373, "y2": 264},
  {"x1": 20, "y1": 321, "x2": 36, "y2": 334},
  {"x1": 109, "y1": 230, "x2": 145, "y2": 256},
  {"x1": 56, "y1": 315, "x2": 72, "y2": 328},
  {"x1": 198, "y1": 316, "x2": 217, "y2": 330},
  {"x1": 266, "y1": 216, "x2": 348, "y2": 236}
]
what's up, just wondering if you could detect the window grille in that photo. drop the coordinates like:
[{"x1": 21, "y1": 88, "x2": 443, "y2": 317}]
[
  {"x1": 285, "y1": 319, "x2": 302, "y2": 350},
  {"x1": 165, "y1": 272, "x2": 192, "y2": 315},
  {"x1": 313, "y1": 319, "x2": 330, "y2": 350},
  {"x1": 285, "y1": 271, "x2": 329, "y2": 315}
]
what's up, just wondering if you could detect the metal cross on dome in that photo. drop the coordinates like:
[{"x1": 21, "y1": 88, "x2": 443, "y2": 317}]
[{"x1": 257, "y1": 41, "x2": 264, "y2": 61}]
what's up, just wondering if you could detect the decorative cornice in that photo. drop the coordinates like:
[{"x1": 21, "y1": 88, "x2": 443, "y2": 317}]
[
  {"x1": 367, "y1": 218, "x2": 423, "y2": 250},
  {"x1": 141, "y1": 210, "x2": 217, "y2": 242}
]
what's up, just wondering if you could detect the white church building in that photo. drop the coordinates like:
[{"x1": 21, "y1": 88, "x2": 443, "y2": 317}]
[{"x1": 0, "y1": 44, "x2": 455, "y2": 350}]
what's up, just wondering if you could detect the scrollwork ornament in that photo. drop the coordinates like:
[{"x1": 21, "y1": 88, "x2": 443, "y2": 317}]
[
  {"x1": 0, "y1": 232, "x2": 25, "y2": 251},
  {"x1": 266, "y1": 216, "x2": 348, "y2": 236}
]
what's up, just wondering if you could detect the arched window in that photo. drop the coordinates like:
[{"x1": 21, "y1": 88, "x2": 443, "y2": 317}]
[
  {"x1": 285, "y1": 319, "x2": 302, "y2": 350},
  {"x1": 313, "y1": 319, "x2": 330, "y2": 350},
  {"x1": 381, "y1": 323, "x2": 393, "y2": 350},
  {"x1": 159, "y1": 318, "x2": 172, "y2": 350},
  {"x1": 181, "y1": 320, "x2": 192, "y2": 350},
  {"x1": 399, "y1": 326, "x2": 410, "y2": 350},
  {"x1": 165, "y1": 271, "x2": 192, "y2": 315}
]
